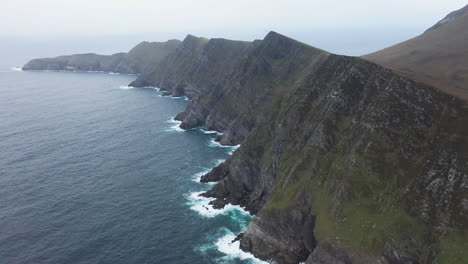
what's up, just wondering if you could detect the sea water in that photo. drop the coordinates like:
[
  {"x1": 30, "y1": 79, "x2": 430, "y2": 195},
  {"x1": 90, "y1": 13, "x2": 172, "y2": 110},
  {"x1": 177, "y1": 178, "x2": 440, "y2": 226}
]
[{"x1": 0, "y1": 66, "x2": 265, "y2": 263}]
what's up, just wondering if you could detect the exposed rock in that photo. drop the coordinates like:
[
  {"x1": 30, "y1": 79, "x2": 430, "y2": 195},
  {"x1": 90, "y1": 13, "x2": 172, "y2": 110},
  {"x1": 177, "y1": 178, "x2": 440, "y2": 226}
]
[
  {"x1": 200, "y1": 160, "x2": 230, "y2": 183},
  {"x1": 305, "y1": 244, "x2": 352, "y2": 264},
  {"x1": 133, "y1": 31, "x2": 468, "y2": 263},
  {"x1": 241, "y1": 207, "x2": 316, "y2": 263}
]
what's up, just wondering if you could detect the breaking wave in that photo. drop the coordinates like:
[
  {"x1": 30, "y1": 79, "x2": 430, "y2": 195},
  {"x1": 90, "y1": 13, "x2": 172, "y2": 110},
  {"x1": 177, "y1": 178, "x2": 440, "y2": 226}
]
[
  {"x1": 165, "y1": 118, "x2": 184, "y2": 132},
  {"x1": 195, "y1": 227, "x2": 268, "y2": 264},
  {"x1": 228, "y1": 145, "x2": 240, "y2": 155},
  {"x1": 208, "y1": 138, "x2": 233, "y2": 148},
  {"x1": 186, "y1": 191, "x2": 250, "y2": 218},
  {"x1": 214, "y1": 229, "x2": 269, "y2": 264},
  {"x1": 119, "y1": 85, "x2": 135, "y2": 90}
]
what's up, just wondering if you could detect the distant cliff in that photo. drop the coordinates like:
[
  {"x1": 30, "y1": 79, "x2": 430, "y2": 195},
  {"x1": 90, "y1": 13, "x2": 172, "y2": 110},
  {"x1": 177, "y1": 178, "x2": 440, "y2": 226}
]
[
  {"x1": 22, "y1": 39, "x2": 181, "y2": 74},
  {"x1": 132, "y1": 32, "x2": 468, "y2": 264}
]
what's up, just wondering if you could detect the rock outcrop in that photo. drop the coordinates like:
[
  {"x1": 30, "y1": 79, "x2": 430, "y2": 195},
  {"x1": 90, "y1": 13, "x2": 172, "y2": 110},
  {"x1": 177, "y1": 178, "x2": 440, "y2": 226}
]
[
  {"x1": 132, "y1": 32, "x2": 468, "y2": 264},
  {"x1": 22, "y1": 39, "x2": 181, "y2": 74}
]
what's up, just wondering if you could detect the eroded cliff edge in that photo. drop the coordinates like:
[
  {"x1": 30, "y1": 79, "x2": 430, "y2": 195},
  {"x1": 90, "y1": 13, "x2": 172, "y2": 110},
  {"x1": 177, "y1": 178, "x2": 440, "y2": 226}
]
[{"x1": 131, "y1": 31, "x2": 468, "y2": 264}]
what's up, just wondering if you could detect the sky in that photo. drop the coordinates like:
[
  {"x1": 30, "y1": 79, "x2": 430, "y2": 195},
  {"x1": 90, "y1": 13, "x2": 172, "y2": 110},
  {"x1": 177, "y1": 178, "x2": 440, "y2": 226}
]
[{"x1": 1, "y1": 0, "x2": 467, "y2": 57}]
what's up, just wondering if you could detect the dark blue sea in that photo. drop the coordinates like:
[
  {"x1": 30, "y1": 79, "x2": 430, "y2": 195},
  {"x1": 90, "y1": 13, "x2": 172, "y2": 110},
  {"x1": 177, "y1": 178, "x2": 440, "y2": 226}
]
[{"x1": 0, "y1": 60, "x2": 265, "y2": 263}]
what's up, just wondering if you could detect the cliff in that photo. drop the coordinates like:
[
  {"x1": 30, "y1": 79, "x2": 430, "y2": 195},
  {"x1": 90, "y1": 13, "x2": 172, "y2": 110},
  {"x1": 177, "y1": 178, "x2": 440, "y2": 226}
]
[
  {"x1": 133, "y1": 32, "x2": 468, "y2": 263},
  {"x1": 363, "y1": 4, "x2": 468, "y2": 101},
  {"x1": 22, "y1": 39, "x2": 181, "y2": 74}
]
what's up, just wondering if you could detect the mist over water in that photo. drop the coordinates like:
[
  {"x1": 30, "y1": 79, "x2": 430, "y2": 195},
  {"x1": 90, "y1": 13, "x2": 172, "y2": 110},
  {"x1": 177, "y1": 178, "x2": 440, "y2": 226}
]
[{"x1": 0, "y1": 64, "x2": 262, "y2": 263}]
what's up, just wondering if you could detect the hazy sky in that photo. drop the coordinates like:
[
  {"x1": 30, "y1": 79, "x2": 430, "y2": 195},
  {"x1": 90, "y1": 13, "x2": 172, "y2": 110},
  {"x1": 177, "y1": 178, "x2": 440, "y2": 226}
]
[{"x1": 2, "y1": 0, "x2": 467, "y2": 56}]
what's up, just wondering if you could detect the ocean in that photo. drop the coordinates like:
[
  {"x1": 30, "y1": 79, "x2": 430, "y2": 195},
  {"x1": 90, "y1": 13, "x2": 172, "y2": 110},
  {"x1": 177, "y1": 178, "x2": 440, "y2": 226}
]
[{"x1": 0, "y1": 58, "x2": 265, "y2": 263}]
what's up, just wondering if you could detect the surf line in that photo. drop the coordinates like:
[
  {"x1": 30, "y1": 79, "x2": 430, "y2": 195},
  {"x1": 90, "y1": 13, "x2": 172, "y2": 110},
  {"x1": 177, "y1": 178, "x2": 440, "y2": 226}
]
[
  {"x1": 156, "y1": 87, "x2": 265, "y2": 262},
  {"x1": 184, "y1": 131, "x2": 266, "y2": 263}
]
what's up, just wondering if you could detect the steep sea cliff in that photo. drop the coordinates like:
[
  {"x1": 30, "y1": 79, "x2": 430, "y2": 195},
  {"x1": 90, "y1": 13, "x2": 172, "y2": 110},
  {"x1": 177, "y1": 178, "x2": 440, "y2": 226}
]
[
  {"x1": 130, "y1": 32, "x2": 468, "y2": 264},
  {"x1": 23, "y1": 31, "x2": 468, "y2": 264}
]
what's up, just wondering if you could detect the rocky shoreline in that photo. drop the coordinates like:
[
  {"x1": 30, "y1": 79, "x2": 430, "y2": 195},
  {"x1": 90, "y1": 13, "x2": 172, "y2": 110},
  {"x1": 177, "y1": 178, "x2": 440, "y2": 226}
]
[
  {"x1": 24, "y1": 31, "x2": 468, "y2": 264},
  {"x1": 128, "y1": 32, "x2": 468, "y2": 263}
]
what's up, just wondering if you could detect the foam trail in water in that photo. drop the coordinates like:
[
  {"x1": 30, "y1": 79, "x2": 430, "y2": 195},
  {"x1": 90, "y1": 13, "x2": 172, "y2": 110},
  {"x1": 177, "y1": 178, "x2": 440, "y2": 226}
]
[
  {"x1": 192, "y1": 157, "x2": 228, "y2": 184},
  {"x1": 214, "y1": 229, "x2": 269, "y2": 264},
  {"x1": 199, "y1": 128, "x2": 223, "y2": 136},
  {"x1": 215, "y1": 159, "x2": 226, "y2": 166},
  {"x1": 108, "y1": 72, "x2": 120, "y2": 75},
  {"x1": 186, "y1": 191, "x2": 251, "y2": 218},
  {"x1": 192, "y1": 171, "x2": 206, "y2": 183},
  {"x1": 10, "y1": 67, "x2": 23, "y2": 71},
  {"x1": 192, "y1": 168, "x2": 214, "y2": 184},
  {"x1": 228, "y1": 145, "x2": 241, "y2": 155},
  {"x1": 165, "y1": 118, "x2": 184, "y2": 132},
  {"x1": 209, "y1": 138, "x2": 235, "y2": 148},
  {"x1": 119, "y1": 85, "x2": 135, "y2": 90}
]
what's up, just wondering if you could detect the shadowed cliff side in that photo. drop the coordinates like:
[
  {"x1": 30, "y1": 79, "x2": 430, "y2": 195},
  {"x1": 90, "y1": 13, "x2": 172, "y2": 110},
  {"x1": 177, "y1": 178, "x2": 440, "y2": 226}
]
[
  {"x1": 133, "y1": 31, "x2": 468, "y2": 264},
  {"x1": 22, "y1": 39, "x2": 181, "y2": 74}
]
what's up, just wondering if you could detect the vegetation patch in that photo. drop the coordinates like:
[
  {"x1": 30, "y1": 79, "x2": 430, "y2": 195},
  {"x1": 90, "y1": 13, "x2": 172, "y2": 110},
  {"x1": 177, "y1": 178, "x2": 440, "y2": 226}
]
[{"x1": 437, "y1": 230, "x2": 468, "y2": 264}]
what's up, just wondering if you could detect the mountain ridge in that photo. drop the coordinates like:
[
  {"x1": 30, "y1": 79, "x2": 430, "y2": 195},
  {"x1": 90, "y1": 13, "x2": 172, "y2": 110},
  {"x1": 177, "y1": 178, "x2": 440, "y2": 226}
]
[
  {"x1": 131, "y1": 31, "x2": 468, "y2": 264},
  {"x1": 364, "y1": 4, "x2": 468, "y2": 101},
  {"x1": 425, "y1": 4, "x2": 468, "y2": 33}
]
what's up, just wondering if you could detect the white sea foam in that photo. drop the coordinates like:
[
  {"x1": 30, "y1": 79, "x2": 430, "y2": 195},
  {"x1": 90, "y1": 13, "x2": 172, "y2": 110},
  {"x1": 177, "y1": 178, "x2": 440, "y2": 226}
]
[
  {"x1": 186, "y1": 191, "x2": 250, "y2": 218},
  {"x1": 108, "y1": 72, "x2": 120, "y2": 75},
  {"x1": 214, "y1": 230, "x2": 269, "y2": 264},
  {"x1": 192, "y1": 168, "x2": 214, "y2": 184},
  {"x1": 171, "y1": 96, "x2": 183, "y2": 100},
  {"x1": 10, "y1": 67, "x2": 23, "y2": 71},
  {"x1": 200, "y1": 128, "x2": 223, "y2": 136},
  {"x1": 192, "y1": 171, "x2": 206, "y2": 183},
  {"x1": 119, "y1": 85, "x2": 135, "y2": 90},
  {"x1": 228, "y1": 145, "x2": 241, "y2": 155},
  {"x1": 119, "y1": 86, "x2": 160, "y2": 90},
  {"x1": 165, "y1": 118, "x2": 184, "y2": 132},
  {"x1": 208, "y1": 138, "x2": 233, "y2": 148},
  {"x1": 140, "y1": 86, "x2": 158, "y2": 90},
  {"x1": 192, "y1": 158, "x2": 227, "y2": 184},
  {"x1": 215, "y1": 159, "x2": 226, "y2": 166}
]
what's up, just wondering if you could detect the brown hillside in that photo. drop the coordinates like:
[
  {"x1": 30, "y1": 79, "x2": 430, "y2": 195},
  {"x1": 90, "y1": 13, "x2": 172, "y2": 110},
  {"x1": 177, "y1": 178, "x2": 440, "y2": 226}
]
[{"x1": 364, "y1": 5, "x2": 468, "y2": 101}]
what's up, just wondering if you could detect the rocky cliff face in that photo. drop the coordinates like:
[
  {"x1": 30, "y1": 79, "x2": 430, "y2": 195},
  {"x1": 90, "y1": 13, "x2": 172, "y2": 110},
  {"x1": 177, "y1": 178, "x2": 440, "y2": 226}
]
[
  {"x1": 22, "y1": 39, "x2": 181, "y2": 74},
  {"x1": 133, "y1": 32, "x2": 468, "y2": 264}
]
